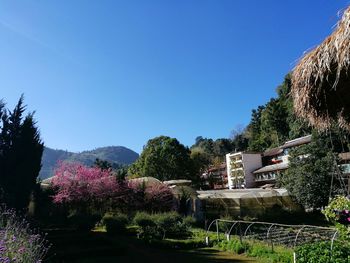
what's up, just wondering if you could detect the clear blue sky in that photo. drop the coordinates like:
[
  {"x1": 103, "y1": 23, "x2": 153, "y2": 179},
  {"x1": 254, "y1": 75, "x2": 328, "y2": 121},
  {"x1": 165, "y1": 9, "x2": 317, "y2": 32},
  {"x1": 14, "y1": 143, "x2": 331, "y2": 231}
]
[{"x1": 0, "y1": 0, "x2": 348, "y2": 153}]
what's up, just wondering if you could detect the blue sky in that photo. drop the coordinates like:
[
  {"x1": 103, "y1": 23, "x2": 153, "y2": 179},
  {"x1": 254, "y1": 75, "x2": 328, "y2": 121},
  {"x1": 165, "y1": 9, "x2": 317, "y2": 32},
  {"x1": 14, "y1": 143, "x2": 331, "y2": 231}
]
[{"x1": 0, "y1": 0, "x2": 348, "y2": 153}]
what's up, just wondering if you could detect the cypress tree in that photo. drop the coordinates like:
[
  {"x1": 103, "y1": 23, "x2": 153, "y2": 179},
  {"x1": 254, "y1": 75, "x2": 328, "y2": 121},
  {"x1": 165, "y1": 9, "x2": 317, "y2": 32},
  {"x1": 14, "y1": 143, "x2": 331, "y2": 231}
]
[{"x1": 0, "y1": 96, "x2": 44, "y2": 210}]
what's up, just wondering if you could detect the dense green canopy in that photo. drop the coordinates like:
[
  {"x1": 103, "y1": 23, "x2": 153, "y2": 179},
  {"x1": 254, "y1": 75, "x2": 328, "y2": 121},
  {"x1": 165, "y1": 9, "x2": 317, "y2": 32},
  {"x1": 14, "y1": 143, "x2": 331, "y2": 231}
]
[{"x1": 128, "y1": 136, "x2": 194, "y2": 181}]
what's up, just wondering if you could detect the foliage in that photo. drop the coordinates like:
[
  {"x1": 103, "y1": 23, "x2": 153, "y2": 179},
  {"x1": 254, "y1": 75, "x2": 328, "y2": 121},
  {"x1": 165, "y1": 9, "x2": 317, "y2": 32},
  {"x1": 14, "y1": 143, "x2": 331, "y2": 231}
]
[
  {"x1": 51, "y1": 162, "x2": 120, "y2": 210},
  {"x1": 216, "y1": 239, "x2": 249, "y2": 255},
  {"x1": 0, "y1": 96, "x2": 44, "y2": 210},
  {"x1": 190, "y1": 147, "x2": 211, "y2": 184},
  {"x1": 102, "y1": 213, "x2": 129, "y2": 234},
  {"x1": 52, "y1": 161, "x2": 175, "y2": 217},
  {"x1": 129, "y1": 136, "x2": 194, "y2": 181},
  {"x1": 295, "y1": 241, "x2": 350, "y2": 263},
  {"x1": 0, "y1": 206, "x2": 49, "y2": 262},
  {"x1": 191, "y1": 137, "x2": 236, "y2": 162},
  {"x1": 279, "y1": 132, "x2": 339, "y2": 209},
  {"x1": 246, "y1": 75, "x2": 311, "y2": 151},
  {"x1": 40, "y1": 146, "x2": 138, "y2": 180},
  {"x1": 94, "y1": 158, "x2": 113, "y2": 170},
  {"x1": 67, "y1": 212, "x2": 101, "y2": 231},
  {"x1": 323, "y1": 195, "x2": 350, "y2": 224},
  {"x1": 322, "y1": 195, "x2": 350, "y2": 239},
  {"x1": 216, "y1": 237, "x2": 293, "y2": 263},
  {"x1": 133, "y1": 212, "x2": 191, "y2": 241},
  {"x1": 133, "y1": 212, "x2": 156, "y2": 228},
  {"x1": 143, "y1": 183, "x2": 174, "y2": 212},
  {"x1": 183, "y1": 216, "x2": 197, "y2": 227}
]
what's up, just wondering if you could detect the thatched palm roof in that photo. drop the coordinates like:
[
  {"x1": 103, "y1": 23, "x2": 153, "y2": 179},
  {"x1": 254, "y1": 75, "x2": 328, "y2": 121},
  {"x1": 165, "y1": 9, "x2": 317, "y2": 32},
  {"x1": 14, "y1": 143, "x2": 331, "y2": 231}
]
[{"x1": 292, "y1": 6, "x2": 350, "y2": 129}]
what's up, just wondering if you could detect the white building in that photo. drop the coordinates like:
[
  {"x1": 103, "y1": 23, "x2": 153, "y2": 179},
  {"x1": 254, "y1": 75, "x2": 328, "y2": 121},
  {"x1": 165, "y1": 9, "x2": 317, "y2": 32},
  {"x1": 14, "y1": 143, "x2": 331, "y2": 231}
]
[{"x1": 226, "y1": 152, "x2": 262, "y2": 189}]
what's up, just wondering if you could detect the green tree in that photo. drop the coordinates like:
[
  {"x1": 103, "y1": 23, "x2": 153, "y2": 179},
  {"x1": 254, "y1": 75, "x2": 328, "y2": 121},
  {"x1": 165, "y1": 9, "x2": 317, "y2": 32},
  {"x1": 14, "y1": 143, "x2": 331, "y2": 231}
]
[
  {"x1": 230, "y1": 127, "x2": 249, "y2": 152},
  {"x1": 247, "y1": 105, "x2": 267, "y2": 151},
  {"x1": 247, "y1": 74, "x2": 311, "y2": 151},
  {"x1": 0, "y1": 96, "x2": 44, "y2": 210},
  {"x1": 94, "y1": 158, "x2": 112, "y2": 170},
  {"x1": 190, "y1": 147, "x2": 211, "y2": 186},
  {"x1": 279, "y1": 132, "x2": 340, "y2": 209},
  {"x1": 128, "y1": 136, "x2": 194, "y2": 181}
]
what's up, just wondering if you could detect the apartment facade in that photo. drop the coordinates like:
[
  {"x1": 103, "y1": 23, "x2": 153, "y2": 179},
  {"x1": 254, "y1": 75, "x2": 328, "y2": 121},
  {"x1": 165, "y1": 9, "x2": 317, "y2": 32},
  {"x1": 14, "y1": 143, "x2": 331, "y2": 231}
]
[
  {"x1": 226, "y1": 152, "x2": 262, "y2": 189},
  {"x1": 225, "y1": 135, "x2": 313, "y2": 189}
]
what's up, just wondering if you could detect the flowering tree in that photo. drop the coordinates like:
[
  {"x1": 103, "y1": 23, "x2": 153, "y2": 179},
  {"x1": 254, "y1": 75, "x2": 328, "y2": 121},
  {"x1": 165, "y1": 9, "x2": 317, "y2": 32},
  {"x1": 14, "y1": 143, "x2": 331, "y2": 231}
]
[
  {"x1": 52, "y1": 162, "x2": 175, "y2": 214},
  {"x1": 51, "y1": 162, "x2": 122, "y2": 212},
  {"x1": 144, "y1": 183, "x2": 174, "y2": 212},
  {"x1": 127, "y1": 182, "x2": 174, "y2": 212}
]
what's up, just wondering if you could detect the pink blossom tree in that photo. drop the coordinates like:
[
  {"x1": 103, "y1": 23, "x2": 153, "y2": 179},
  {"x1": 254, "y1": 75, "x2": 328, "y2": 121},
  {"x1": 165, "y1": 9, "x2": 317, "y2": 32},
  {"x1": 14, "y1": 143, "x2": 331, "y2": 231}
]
[
  {"x1": 51, "y1": 161, "x2": 175, "y2": 214},
  {"x1": 51, "y1": 162, "x2": 122, "y2": 213},
  {"x1": 144, "y1": 183, "x2": 174, "y2": 212}
]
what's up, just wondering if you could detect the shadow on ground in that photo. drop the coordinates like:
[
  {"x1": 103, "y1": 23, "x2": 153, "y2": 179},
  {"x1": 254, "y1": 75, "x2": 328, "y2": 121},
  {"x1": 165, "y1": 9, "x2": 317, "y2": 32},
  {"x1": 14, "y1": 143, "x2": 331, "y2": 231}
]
[{"x1": 45, "y1": 230, "x2": 257, "y2": 263}]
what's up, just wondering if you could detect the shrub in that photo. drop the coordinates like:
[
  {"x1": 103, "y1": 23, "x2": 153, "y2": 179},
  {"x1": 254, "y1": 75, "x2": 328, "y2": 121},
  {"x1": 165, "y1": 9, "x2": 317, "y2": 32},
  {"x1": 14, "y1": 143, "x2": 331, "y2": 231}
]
[
  {"x1": 215, "y1": 237, "x2": 293, "y2": 263},
  {"x1": 68, "y1": 212, "x2": 100, "y2": 231},
  {"x1": 217, "y1": 239, "x2": 248, "y2": 254},
  {"x1": 323, "y1": 196, "x2": 350, "y2": 224},
  {"x1": 133, "y1": 212, "x2": 156, "y2": 228},
  {"x1": 0, "y1": 206, "x2": 50, "y2": 262},
  {"x1": 183, "y1": 216, "x2": 197, "y2": 227},
  {"x1": 102, "y1": 213, "x2": 128, "y2": 234},
  {"x1": 133, "y1": 212, "x2": 160, "y2": 240},
  {"x1": 133, "y1": 212, "x2": 190, "y2": 240},
  {"x1": 295, "y1": 241, "x2": 350, "y2": 263},
  {"x1": 156, "y1": 212, "x2": 190, "y2": 239}
]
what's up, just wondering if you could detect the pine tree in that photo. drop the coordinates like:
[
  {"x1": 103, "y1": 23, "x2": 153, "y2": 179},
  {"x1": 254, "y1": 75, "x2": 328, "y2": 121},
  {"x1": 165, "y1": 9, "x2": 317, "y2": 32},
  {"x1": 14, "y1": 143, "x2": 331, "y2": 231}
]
[{"x1": 0, "y1": 96, "x2": 44, "y2": 210}]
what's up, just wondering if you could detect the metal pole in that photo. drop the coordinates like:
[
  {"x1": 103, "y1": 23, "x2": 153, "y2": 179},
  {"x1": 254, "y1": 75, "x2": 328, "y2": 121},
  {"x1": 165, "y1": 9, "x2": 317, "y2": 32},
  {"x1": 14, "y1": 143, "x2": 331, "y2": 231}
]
[{"x1": 216, "y1": 220, "x2": 219, "y2": 240}]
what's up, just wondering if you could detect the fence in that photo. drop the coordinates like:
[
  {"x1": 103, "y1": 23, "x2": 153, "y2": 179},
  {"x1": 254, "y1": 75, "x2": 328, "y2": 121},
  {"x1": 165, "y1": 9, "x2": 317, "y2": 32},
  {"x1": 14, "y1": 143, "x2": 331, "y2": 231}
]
[{"x1": 206, "y1": 219, "x2": 338, "y2": 250}]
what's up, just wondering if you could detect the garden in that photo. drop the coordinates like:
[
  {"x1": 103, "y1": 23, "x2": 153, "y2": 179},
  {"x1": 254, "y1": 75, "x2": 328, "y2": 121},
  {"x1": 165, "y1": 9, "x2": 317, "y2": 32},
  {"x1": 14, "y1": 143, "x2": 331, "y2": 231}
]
[{"x1": 1, "y1": 160, "x2": 350, "y2": 262}]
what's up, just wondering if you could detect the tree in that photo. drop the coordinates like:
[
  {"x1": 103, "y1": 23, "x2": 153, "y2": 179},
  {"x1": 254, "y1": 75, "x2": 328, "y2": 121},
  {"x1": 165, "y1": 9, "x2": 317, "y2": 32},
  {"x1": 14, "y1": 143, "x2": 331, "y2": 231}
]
[
  {"x1": 230, "y1": 126, "x2": 249, "y2": 152},
  {"x1": 0, "y1": 96, "x2": 44, "y2": 210},
  {"x1": 94, "y1": 158, "x2": 112, "y2": 170},
  {"x1": 279, "y1": 132, "x2": 340, "y2": 209},
  {"x1": 190, "y1": 147, "x2": 211, "y2": 187},
  {"x1": 128, "y1": 136, "x2": 194, "y2": 181}
]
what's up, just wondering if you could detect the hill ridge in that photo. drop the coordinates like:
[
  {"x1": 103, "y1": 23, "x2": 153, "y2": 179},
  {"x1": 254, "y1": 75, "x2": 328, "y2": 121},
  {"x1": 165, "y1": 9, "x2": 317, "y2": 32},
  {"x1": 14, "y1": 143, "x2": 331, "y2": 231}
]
[{"x1": 39, "y1": 145, "x2": 139, "y2": 179}]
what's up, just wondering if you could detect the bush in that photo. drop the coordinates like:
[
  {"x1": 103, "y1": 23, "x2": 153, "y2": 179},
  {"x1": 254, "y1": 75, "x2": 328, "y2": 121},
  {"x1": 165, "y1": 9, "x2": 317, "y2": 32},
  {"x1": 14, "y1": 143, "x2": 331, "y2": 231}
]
[
  {"x1": 133, "y1": 212, "x2": 156, "y2": 228},
  {"x1": 215, "y1": 237, "x2": 293, "y2": 263},
  {"x1": 156, "y1": 212, "x2": 190, "y2": 239},
  {"x1": 0, "y1": 206, "x2": 50, "y2": 262},
  {"x1": 133, "y1": 212, "x2": 160, "y2": 240},
  {"x1": 102, "y1": 213, "x2": 128, "y2": 234},
  {"x1": 133, "y1": 212, "x2": 190, "y2": 240},
  {"x1": 68, "y1": 212, "x2": 100, "y2": 231},
  {"x1": 295, "y1": 241, "x2": 350, "y2": 263},
  {"x1": 322, "y1": 196, "x2": 350, "y2": 224},
  {"x1": 217, "y1": 239, "x2": 248, "y2": 254},
  {"x1": 183, "y1": 216, "x2": 197, "y2": 227}
]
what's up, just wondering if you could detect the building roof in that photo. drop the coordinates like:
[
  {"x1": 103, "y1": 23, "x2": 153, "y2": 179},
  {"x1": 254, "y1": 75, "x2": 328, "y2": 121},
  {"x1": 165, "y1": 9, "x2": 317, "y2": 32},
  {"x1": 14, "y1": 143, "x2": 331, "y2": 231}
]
[
  {"x1": 281, "y1": 135, "x2": 312, "y2": 149},
  {"x1": 263, "y1": 147, "x2": 283, "y2": 157},
  {"x1": 253, "y1": 162, "x2": 289, "y2": 174},
  {"x1": 129, "y1": 177, "x2": 163, "y2": 186},
  {"x1": 163, "y1": 179, "x2": 192, "y2": 186},
  {"x1": 227, "y1": 151, "x2": 261, "y2": 156},
  {"x1": 197, "y1": 188, "x2": 289, "y2": 199}
]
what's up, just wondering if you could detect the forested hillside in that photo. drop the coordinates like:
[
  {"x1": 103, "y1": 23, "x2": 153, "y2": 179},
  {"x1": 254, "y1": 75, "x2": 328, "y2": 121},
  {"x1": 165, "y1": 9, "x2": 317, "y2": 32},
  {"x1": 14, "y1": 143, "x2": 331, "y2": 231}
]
[{"x1": 40, "y1": 146, "x2": 139, "y2": 179}]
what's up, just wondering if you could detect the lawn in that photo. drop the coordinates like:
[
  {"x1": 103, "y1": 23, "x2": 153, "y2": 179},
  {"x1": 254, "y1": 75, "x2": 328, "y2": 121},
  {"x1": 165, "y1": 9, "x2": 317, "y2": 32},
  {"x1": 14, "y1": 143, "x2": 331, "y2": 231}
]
[{"x1": 45, "y1": 229, "x2": 259, "y2": 263}]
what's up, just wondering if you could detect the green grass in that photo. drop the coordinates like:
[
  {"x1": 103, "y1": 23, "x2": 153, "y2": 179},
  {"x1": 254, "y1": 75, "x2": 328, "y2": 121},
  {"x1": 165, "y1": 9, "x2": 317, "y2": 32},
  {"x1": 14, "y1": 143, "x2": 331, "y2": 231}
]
[{"x1": 215, "y1": 238, "x2": 293, "y2": 263}]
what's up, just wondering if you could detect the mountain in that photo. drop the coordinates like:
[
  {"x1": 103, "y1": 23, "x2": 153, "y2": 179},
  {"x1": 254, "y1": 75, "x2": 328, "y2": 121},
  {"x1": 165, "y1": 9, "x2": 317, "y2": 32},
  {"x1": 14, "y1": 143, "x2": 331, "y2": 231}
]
[{"x1": 39, "y1": 146, "x2": 139, "y2": 179}]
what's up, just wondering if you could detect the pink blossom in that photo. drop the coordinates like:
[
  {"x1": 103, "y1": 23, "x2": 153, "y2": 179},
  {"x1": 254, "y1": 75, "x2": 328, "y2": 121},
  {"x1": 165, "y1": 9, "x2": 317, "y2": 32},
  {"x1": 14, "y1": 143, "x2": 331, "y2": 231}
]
[{"x1": 51, "y1": 161, "x2": 117, "y2": 204}]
